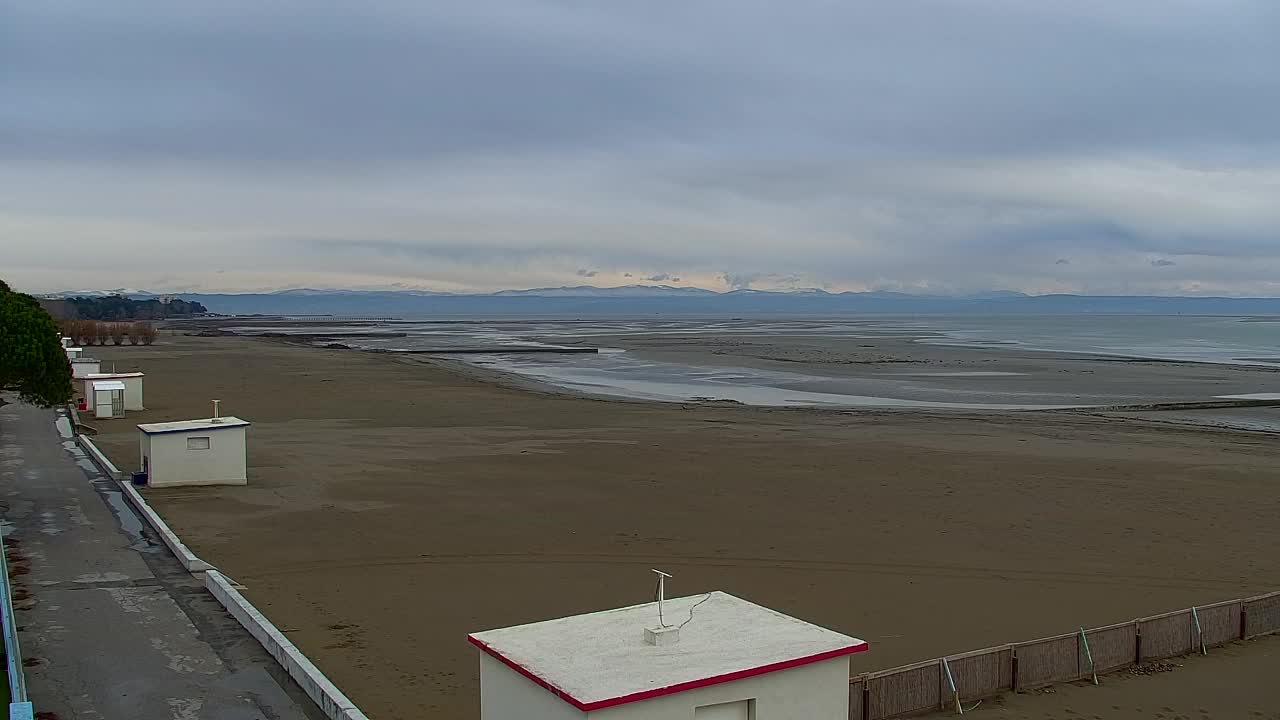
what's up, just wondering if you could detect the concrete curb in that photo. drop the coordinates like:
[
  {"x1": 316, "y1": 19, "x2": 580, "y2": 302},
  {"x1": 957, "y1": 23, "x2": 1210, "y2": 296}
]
[
  {"x1": 74, "y1": 434, "x2": 214, "y2": 573},
  {"x1": 67, "y1": 403, "x2": 84, "y2": 432},
  {"x1": 205, "y1": 571, "x2": 371, "y2": 720},
  {"x1": 117, "y1": 479, "x2": 215, "y2": 573},
  {"x1": 75, "y1": 434, "x2": 125, "y2": 481}
]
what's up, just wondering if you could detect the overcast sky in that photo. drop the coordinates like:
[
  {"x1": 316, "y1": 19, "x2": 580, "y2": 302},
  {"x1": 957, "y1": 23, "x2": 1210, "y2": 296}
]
[{"x1": 4, "y1": 1, "x2": 1279, "y2": 295}]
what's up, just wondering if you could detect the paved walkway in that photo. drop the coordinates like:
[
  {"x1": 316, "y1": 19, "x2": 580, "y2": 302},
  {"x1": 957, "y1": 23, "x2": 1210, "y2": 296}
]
[{"x1": 0, "y1": 399, "x2": 325, "y2": 720}]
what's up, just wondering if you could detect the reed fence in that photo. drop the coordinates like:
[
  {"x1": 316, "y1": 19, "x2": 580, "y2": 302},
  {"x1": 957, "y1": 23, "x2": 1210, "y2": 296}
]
[{"x1": 848, "y1": 590, "x2": 1280, "y2": 719}]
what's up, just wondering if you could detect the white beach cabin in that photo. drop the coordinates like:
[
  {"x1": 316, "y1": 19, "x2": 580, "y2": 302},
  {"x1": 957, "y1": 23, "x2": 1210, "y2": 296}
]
[
  {"x1": 65, "y1": 347, "x2": 83, "y2": 360},
  {"x1": 88, "y1": 380, "x2": 127, "y2": 419},
  {"x1": 469, "y1": 591, "x2": 867, "y2": 720},
  {"x1": 137, "y1": 417, "x2": 250, "y2": 488},
  {"x1": 71, "y1": 357, "x2": 102, "y2": 379},
  {"x1": 82, "y1": 372, "x2": 144, "y2": 410}
]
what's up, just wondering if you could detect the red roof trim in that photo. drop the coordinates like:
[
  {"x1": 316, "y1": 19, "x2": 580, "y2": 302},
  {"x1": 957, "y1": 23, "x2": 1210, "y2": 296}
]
[
  {"x1": 468, "y1": 634, "x2": 868, "y2": 712},
  {"x1": 469, "y1": 635, "x2": 592, "y2": 710}
]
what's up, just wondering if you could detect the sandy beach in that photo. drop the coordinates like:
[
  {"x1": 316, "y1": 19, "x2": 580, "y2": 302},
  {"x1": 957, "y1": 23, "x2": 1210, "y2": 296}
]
[{"x1": 86, "y1": 333, "x2": 1280, "y2": 719}]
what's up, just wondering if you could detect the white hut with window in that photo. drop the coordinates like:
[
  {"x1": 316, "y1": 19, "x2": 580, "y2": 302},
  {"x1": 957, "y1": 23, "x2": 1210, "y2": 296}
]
[
  {"x1": 82, "y1": 372, "x2": 144, "y2": 410},
  {"x1": 137, "y1": 410, "x2": 249, "y2": 488},
  {"x1": 469, "y1": 590, "x2": 867, "y2": 720}
]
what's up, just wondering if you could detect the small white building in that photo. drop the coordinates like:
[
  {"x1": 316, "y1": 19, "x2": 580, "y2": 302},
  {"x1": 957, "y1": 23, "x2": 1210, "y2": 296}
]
[
  {"x1": 469, "y1": 591, "x2": 867, "y2": 720},
  {"x1": 88, "y1": 380, "x2": 127, "y2": 419},
  {"x1": 65, "y1": 347, "x2": 83, "y2": 360},
  {"x1": 82, "y1": 372, "x2": 144, "y2": 410},
  {"x1": 71, "y1": 358, "x2": 102, "y2": 379},
  {"x1": 137, "y1": 417, "x2": 250, "y2": 488}
]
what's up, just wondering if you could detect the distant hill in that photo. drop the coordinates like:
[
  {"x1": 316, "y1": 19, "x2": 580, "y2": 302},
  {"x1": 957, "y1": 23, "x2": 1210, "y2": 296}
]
[
  {"x1": 39, "y1": 286, "x2": 1280, "y2": 317},
  {"x1": 38, "y1": 293, "x2": 207, "y2": 320}
]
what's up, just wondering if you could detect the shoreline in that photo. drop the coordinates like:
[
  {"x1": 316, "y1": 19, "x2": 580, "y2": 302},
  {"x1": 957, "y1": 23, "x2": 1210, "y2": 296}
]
[
  {"x1": 236, "y1": 334, "x2": 1280, "y2": 441},
  {"x1": 179, "y1": 313, "x2": 1280, "y2": 373}
]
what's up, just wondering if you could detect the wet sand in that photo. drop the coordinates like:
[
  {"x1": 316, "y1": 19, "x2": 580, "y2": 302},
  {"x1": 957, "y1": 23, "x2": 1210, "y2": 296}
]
[
  {"x1": 87, "y1": 334, "x2": 1280, "y2": 719},
  {"x1": 595, "y1": 326, "x2": 1280, "y2": 409}
]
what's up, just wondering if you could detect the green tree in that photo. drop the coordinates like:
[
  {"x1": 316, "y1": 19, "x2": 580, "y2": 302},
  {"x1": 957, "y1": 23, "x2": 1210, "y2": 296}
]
[{"x1": 0, "y1": 280, "x2": 74, "y2": 407}]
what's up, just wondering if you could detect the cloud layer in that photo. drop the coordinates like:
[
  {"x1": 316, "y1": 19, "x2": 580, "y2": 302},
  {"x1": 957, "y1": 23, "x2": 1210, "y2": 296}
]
[{"x1": 4, "y1": 1, "x2": 1279, "y2": 294}]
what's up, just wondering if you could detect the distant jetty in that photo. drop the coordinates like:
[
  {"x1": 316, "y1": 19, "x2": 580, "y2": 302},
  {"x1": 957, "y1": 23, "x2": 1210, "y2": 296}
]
[{"x1": 380, "y1": 346, "x2": 598, "y2": 355}]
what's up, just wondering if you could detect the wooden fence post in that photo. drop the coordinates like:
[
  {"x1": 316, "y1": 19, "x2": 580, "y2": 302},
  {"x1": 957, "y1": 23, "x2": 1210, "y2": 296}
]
[
  {"x1": 1134, "y1": 623, "x2": 1142, "y2": 665},
  {"x1": 862, "y1": 679, "x2": 869, "y2": 720}
]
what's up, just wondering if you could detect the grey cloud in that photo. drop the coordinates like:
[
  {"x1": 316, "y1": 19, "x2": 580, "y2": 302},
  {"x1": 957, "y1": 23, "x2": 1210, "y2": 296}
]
[
  {"x1": 4, "y1": 2, "x2": 1280, "y2": 295},
  {"x1": 1151, "y1": 259, "x2": 1177, "y2": 267}
]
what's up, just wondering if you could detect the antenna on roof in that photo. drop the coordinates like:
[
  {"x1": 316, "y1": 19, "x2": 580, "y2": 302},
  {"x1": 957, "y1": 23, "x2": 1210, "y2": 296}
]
[
  {"x1": 652, "y1": 569, "x2": 672, "y2": 627},
  {"x1": 212, "y1": 399, "x2": 222, "y2": 422}
]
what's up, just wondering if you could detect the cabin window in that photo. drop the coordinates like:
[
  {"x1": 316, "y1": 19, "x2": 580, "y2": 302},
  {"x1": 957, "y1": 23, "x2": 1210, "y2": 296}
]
[{"x1": 186, "y1": 436, "x2": 211, "y2": 450}]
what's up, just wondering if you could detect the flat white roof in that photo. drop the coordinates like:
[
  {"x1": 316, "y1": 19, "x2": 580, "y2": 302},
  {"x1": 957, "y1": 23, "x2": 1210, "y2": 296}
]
[
  {"x1": 137, "y1": 417, "x2": 251, "y2": 435},
  {"x1": 92, "y1": 380, "x2": 127, "y2": 391},
  {"x1": 84, "y1": 372, "x2": 143, "y2": 378},
  {"x1": 468, "y1": 591, "x2": 866, "y2": 712},
  {"x1": 71, "y1": 357, "x2": 101, "y2": 363},
  {"x1": 65, "y1": 347, "x2": 83, "y2": 352}
]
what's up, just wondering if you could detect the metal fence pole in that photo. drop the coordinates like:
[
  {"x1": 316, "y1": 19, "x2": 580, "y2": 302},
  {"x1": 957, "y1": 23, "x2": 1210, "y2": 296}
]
[
  {"x1": 1191, "y1": 607, "x2": 1206, "y2": 655},
  {"x1": 942, "y1": 657, "x2": 963, "y2": 715},
  {"x1": 1078, "y1": 627, "x2": 1098, "y2": 685}
]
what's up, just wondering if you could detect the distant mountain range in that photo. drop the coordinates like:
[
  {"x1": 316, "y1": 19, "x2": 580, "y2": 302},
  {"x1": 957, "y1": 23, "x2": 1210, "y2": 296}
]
[{"x1": 36, "y1": 286, "x2": 1280, "y2": 317}]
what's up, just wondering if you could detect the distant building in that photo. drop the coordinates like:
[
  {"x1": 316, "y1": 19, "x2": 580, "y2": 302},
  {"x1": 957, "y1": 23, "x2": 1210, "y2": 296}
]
[
  {"x1": 71, "y1": 358, "x2": 102, "y2": 379},
  {"x1": 470, "y1": 591, "x2": 867, "y2": 720},
  {"x1": 82, "y1": 372, "x2": 144, "y2": 410}
]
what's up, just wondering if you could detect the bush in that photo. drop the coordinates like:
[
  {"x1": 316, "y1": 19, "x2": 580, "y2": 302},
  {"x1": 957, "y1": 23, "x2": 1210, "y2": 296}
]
[
  {"x1": 94, "y1": 321, "x2": 111, "y2": 346},
  {"x1": 139, "y1": 322, "x2": 157, "y2": 346}
]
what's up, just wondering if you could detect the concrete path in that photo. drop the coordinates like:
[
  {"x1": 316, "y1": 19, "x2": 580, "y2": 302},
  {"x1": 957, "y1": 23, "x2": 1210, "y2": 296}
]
[{"x1": 0, "y1": 398, "x2": 326, "y2": 720}]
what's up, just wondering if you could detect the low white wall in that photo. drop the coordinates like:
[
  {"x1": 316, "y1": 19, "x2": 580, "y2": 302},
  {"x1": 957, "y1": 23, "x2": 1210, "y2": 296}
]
[
  {"x1": 117, "y1": 481, "x2": 214, "y2": 573},
  {"x1": 206, "y1": 571, "x2": 370, "y2": 720},
  {"x1": 75, "y1": 434, "x2": 125, "y2": 481}
]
